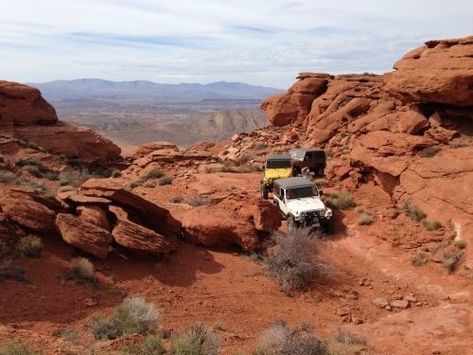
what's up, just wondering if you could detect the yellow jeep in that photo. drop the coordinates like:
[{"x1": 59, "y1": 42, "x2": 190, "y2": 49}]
[{"x1": 260, "y1": 154, "x2": 293, "y2": 199}]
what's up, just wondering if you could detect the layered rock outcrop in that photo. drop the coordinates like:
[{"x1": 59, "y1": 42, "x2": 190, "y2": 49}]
[
  {"x1": 0, "y1": 80, "x2": 121, "y2": 164},
  {"x1": 257, "y1": 35, "x2": 473, "y2": 262},
  {"x1": 55, "y1": 179, "x2": 182, "y2": 258}
]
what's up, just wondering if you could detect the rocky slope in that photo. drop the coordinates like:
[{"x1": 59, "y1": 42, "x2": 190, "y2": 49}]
[{"x1": 222, "y1": 35, "x2": 473, "y2": 264}]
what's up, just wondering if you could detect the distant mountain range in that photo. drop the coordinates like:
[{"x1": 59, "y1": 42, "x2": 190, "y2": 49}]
[{"x1": 30, "y1": 79, "x2": 282, "y2": 104}]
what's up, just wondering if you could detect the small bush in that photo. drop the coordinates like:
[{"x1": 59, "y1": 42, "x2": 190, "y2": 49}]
[
  {"x1": 443, "y1": 253, "x2": 461, "y2": 274},
  {"x1": 53, "y1": 329, "x2": 78, "y2": 343},
  {"x1": 16, "y1": 235, "x2": 43, "y2": 258},
  {"x1": 170, "y1": 196, "x2": 184, "y2": 204},
  {"x1": 0, "y1": 171, "x2": 19, "y2": 184},
  {"x1": 120, "y1": 335, "x2": 165, "y2": 355},
  {"x1": 254, "y1": 321, "x2": 329, "y2": 355},
  {"x1": 68, "y1": 257, "x2": 96, "y2": 283},
  {"x1": 141, "y1": 168, "x2": 164, "y2": 181},
  {"x1": 143, "y1": 181, "x2": 157, "y2": 188},
  {"x1": 130, "y1": 181, "x2": 142, "y2": 189},
  {"x1": 92, "y1": 297, "x2": 160, "y2": 340},
  {"x1": 313, "y1": 178, "x2": 327, "y2": 187},
  {"x1": 400, "y1": 201, "x2": 426, "y2": 222},
  {"x1": 357, "y1": 213, "x2": 374, "y2": 225},
  {"x1": 59, "y1": 169, "x2": 95, "y2": 187},
  {"x1": 188, "y1": 196, "x2": 211, "y2": 207},
  {"x1": 21, "y1": 164, "x2": 44, "y2": 178},
  {"x1": 0, "y1": 342, "x2": 38, "y2": 355},
  {"x1": 411, "y1": 252, "x2": 428, "y2": 267},
  {"x1": 266, "y1": 229, "x2": 322, "y2": 294},
  {"x1": 111, "y1": 169, "x2": 122, "y2": 178},
  {"x1": 0, "y1": 258, "x2": 26, "y2": 282},
  {"x1": 326, "y1": 191, "x2": 355, "y2": 210},
  {"x1": 171, "y1": 323, "x2": 219, "y2": 355},
  {"x1": 454, "y1": 239, "x2": 467, "y2": 250},
  {"x1": 418, "y1": 146, "x2": 440, "y2": 158},
  {"x1": 421, "y1": 219, "x2": 442, "y2": 231},
  {"x1": 57, "y1": 185, "x2": 75, "y2": 193},
  {"x1": 158, "y1": 176, "x2": 173, "y2": 186},
  {"x1": 332, "y1": 328, "x2": 366, "y2": 346}
]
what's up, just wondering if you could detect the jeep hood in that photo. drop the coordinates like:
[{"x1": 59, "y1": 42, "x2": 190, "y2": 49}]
[{"x1": 286, "y1": 197, "x2": 326, "y2": 213}]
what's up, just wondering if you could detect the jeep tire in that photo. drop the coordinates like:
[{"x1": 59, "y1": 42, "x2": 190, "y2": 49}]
[{"x1": 260, "y1": 184, "x2": 268, "y2": 199}]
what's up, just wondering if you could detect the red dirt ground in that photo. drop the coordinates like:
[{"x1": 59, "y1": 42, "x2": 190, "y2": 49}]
[{"x1": 1, "y1": 172, "x2": 473, "y2": 354}]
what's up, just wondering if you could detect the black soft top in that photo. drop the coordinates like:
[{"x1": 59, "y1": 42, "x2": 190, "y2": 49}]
[
  {"x1": 267, "y1": 153, "x2": 291, "y2": 161},
  {"x1": 274, "y1": 177, "x2": 314, "y2": 189}
]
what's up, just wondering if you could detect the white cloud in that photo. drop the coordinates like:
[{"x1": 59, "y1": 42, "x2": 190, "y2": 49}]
[{"x1": 0, "y1": 0, "x2": 471, "y2": 87}]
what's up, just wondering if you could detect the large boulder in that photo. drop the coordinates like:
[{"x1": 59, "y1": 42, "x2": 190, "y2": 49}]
[
  {"x1": 14, "y1": 123, "x2": 121, "y2": 164},
  {"x1": 0, "y1": 81, "x2": 57, "y2": 126},
  {"x1": 261, "y1": 73, "x2": 333, "y2": 126},
  {"x1": 109, "y1": 206, "x2": 176, "y2": 254},
  {"x1": 80, "y1": 179, "x2": 182, "y2": 237},
  {"x1": 0, "y1": 80, "x2": 121, "y2": 164},
  {"x1": 175, "y1": 196, "x2": 281, "y2": 251},
  {"x1": 384, "y1": 36, "x2": 473, "y2": 106},
  {"x1": 0, "y1": 192, "x2": 56, "y2": 232},
  {"x1": 56, "y1": 213, "x2": 112, "y2": 258},
  {"x1": 77, "y1": 205, "x2": 111, "y2": 231}
]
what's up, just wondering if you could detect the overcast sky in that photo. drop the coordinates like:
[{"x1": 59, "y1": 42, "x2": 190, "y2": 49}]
[{"x1": 0, "y1": 0, "x2": 471, "y2": 88}]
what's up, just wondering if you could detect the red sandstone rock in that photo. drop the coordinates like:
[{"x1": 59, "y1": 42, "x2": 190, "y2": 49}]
[
  {"x1": 109, "y1": 206, "x2": 176, "y2": 254},
  {"x1": 55, "y1": 213, "x2": 112, "y2": 258},
  {"x1": 384, "y1": 36, "x2": 473, "y2": 106}
]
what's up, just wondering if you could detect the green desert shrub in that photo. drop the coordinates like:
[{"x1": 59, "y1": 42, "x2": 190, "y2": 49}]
[
  {"x1": 400, "y1": 201, "x2": 426, "y2": 222},
  {"x1": 111, "y1": 169, "x2": 122, "y2": 178},
  {"x1": 119, "y1": 335, "x2": 165, "y2": 355},
  {"x1": 313, "y1": 178, "x2": 327, "y2": 187},
  {"x1": 92, "y1": 297, "x2": 160, "y2": 340},
  {"x1": 0, "y1": 259, "x2": 26, "y2": 283},
  {"x1": 253, "y1": 321, "x2": 329, "y2": 355},
  {"x1": 418, "y1": 146, "x2": 440, "y2": 158},
  {"x1": 332, "y1": 328, "x2": 367, "y2": 346},
  {"x1": 57, "y1": 185, "x2": 75, "y2": 193},
  {"x1": 171, "y1": 323, "x2": 219, "y2": 355},
  {"x1": 0, "y1": 341, "x2": 38, "y2": 355},
  {"x1": 58, "y1": 169, "x2": 95, "y2": 187},
  {"x1": 158, "y1": 176, "x2": 173, "y2": 186},
  {"x1": 454, "y1": 239, "x2": 467, "y2": 250},
  {"x1": 188, "y1": 196, "x2": 211, "y2": 207},
  {"x1": 421, "y1": 219, "x2": 442, "y2": 231},
  {"x1": 141, "y1": 168, "x2": 164, "y2": 181},
  {"x1": 443, "y1": 253, "x2": 462, "y2": 274},
  {"x1": 16, "y1": 235, "x2": 43, "y2": 258},
  {"x1": 68, "y1": 257, "x2": 96, "y2": 283},
  {"x1": 170, "y1": 196, "x2": 184, "y2": 204},
  {"x1": 357, "y1": 212, "x2": 374, "y2": 225},
  {"x1": 326, "y1": 191, "x2": 355, "y2": 210},
  {"x1": 411, "y1": 252, "x2": 428, "y2": 267},
  {"x1": 266, "y1": 229, "x2": 322, "y2": 294}
]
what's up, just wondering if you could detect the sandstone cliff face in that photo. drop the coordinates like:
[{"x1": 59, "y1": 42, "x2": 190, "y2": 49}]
[
  {"x1": 0, "y1": 80, "x2": 121, "y2": 164},
  {"x1": 259, "y1": 36, "x2": 473, "y2": 262}
]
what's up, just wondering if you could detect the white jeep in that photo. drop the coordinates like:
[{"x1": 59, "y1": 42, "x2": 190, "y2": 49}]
[{"x1": 272, "y1": 177, "x2": 332, "y2": 232}]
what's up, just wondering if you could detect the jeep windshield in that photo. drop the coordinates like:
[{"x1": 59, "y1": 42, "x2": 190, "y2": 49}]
[
  {"x1": 266, "y1": 160, "x2": 291, "y2": 169},
  {"x1": 286, "y1": 186, "x2": 318, "y2": 199}
]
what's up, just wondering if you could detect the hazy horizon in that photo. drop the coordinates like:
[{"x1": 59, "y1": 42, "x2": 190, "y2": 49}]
[{"x1": 1, "y1": 0, "x2": 472, "y2": 88}]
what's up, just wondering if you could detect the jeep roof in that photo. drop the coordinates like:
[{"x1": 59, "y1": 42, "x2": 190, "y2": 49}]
[
  {"x1": 267, "y1": 153, "x2": 291, "y2": 161},
  {"x1": 274, "y1": 177, "x2": 314, "y2": 189}
]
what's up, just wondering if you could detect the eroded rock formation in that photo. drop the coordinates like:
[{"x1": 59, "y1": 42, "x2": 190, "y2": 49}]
[{"x1": 0, "y1": 80, "x2": 121, "y2": 164}]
